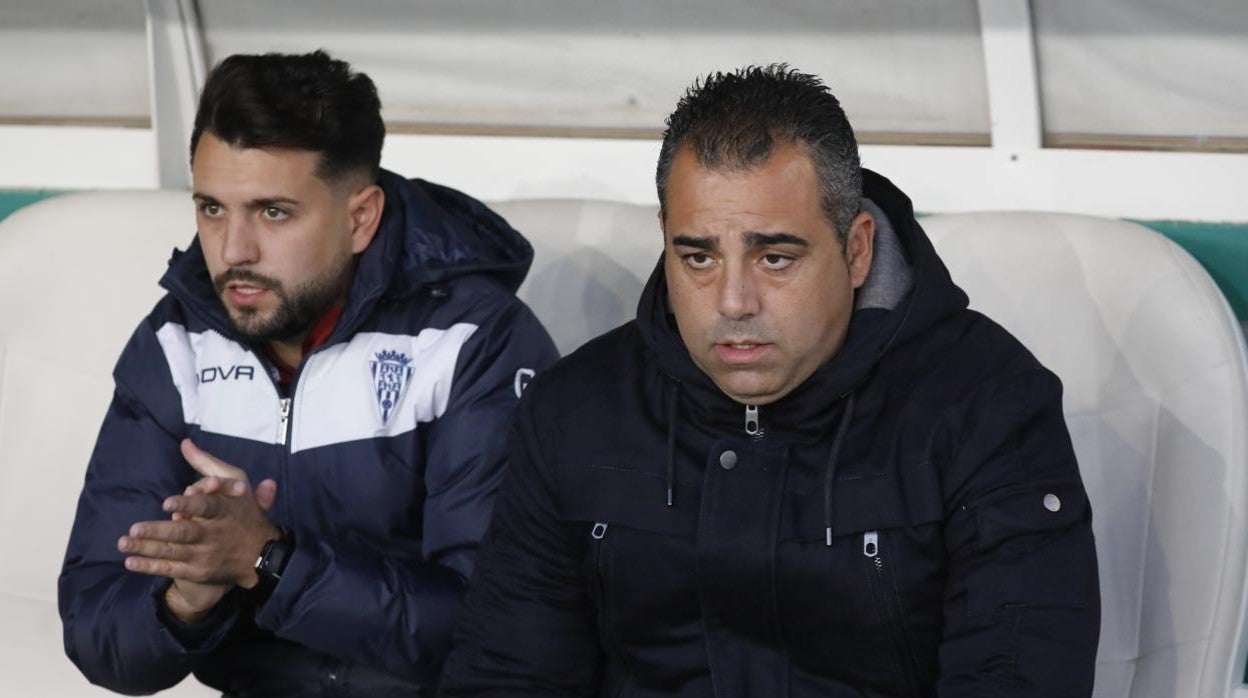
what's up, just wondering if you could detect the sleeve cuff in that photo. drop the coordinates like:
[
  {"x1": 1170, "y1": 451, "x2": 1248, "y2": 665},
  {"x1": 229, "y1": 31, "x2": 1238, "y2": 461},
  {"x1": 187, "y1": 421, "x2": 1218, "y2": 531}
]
[
  {"x1": 152, "y1": 578, "x2": 242, "y2": 652},
  {"x1": 252, "y1": 536, "x2": 311, "y2": 632}
]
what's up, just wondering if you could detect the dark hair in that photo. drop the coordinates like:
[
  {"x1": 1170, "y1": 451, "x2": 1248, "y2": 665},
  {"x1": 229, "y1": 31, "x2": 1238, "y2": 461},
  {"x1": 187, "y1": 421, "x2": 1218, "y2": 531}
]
[
  {"x1": 656, "y1": 64, "x2": 862, "y2": 242},
  {"x1": 190, "y1": 50, "x2": 384, "y2": 183}
]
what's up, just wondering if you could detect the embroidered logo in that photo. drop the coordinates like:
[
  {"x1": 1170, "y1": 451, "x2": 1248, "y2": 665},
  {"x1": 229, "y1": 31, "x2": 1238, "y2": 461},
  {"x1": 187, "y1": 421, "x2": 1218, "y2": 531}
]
[
  {"x1": 198, "y1": 364, "x2": 255, "y2": 383},
  {"x1": 514, "y1": 368, "x2": 535, "y2": 398},
  {"x1": 370, "y1": 349, "x2": 414, "y2": 426}
]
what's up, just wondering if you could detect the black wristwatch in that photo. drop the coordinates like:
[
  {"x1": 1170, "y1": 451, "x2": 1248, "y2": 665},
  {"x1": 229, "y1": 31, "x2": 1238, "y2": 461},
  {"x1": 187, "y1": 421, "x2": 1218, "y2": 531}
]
[{"x1": 249, "y1": 528, "x2": 294, "y2": 607}]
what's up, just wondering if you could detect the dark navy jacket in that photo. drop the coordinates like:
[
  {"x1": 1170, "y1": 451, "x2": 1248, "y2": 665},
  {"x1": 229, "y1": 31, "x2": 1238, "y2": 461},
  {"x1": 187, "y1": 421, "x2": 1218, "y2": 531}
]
[
  {"x1": 441, "y1": 170, "x2": 1100, "y2": 697},
  {"x1": 59, "y1": 171, "x2": 559, "y2": 696}
]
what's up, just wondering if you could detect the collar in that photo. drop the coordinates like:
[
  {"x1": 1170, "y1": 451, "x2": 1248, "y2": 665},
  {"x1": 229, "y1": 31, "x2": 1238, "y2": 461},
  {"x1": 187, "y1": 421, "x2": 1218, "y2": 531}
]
[{"x1": 265, "y1": 304, "x2": 344, "y2": 389}]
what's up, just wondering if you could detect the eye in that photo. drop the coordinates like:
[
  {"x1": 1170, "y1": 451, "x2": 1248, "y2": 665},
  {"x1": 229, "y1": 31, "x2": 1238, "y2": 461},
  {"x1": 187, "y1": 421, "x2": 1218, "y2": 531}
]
[
  {"x1": 761, "y1": 253, "x2": 794, "y2": 270},
  {"x1": 262, "y1": 206, "x2": 289, "y2": 221},
  {"x1": 199, "y1": 202, "x2": 223, "y2": 218},
  {"x1": 683, "y1": 252, "x2": 715, "y2": 270}
]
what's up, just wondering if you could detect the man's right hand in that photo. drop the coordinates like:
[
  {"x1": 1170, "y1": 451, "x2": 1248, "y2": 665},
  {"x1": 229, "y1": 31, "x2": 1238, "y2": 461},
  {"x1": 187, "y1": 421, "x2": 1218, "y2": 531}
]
[{"x1": 147, "y1": 476, "x2": 279, "y2": 624}]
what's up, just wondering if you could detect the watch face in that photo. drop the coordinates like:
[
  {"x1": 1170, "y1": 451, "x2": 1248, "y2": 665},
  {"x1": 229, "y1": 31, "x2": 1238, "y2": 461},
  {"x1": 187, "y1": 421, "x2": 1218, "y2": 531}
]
[{"x1": 257, "y1": 533, "x2": 293, "y2": 580}]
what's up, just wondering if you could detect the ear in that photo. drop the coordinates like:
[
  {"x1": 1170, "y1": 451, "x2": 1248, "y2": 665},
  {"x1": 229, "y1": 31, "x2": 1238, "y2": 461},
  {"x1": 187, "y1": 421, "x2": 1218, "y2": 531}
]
[
  {"x1": 844, "y1": 210, "x2": 875, "y2": 290},
  {"x1": 347, "y1": 184, "x2": 385, "y2": 255}
]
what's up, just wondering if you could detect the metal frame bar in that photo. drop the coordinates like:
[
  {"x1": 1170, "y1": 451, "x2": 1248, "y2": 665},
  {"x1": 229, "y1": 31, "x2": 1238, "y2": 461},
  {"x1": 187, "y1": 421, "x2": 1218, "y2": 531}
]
[
  {"x1": 143, "y1": 0, "x2": 206, "y2": 190},
  {"x1": 976, "y1": 0, "x2": 1042, "y2": 154}
]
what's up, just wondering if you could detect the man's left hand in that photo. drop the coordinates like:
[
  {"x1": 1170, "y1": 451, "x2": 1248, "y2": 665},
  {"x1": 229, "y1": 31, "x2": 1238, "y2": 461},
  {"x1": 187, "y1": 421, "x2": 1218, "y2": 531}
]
[{"x1": 119, "y1": 439, "x2": 280, "y2": 589}]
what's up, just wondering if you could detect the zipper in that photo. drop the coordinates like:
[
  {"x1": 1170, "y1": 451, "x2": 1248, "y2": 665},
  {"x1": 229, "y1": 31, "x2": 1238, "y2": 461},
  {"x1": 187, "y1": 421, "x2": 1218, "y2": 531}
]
[
  {"x1": 862, "y1": 531, "x2": 879, "y2": 558},
  {"x1": 744, "y1": 404, "x2": 760, "y2": 436},
  {"x1": 278, "y1": 358, "x2": 313, "y2": 521},
  {"x1": 589, "y1": 522, "x2": 637, "y2": 694},
  {"x1": 258, "y1": 348, "x2": 313, "y2": 529},
  {"x1": 277, "y1": 397, "x2": 292, "y2": 445},
  {"x1": 862, "y1": 530, "x2": 920, "y2": 696},
  {"x1": 590, "y1": 522, "x2": 612, "y2": 647}
]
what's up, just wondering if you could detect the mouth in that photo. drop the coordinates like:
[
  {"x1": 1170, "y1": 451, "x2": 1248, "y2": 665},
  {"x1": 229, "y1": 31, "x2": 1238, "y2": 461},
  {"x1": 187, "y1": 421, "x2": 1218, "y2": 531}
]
[
  {"x1": 224, "y1": 282, "x2": 272, "y2": 305},
  {"x1": 715, "y1": 341, "x2": 773, "y2": 365}
]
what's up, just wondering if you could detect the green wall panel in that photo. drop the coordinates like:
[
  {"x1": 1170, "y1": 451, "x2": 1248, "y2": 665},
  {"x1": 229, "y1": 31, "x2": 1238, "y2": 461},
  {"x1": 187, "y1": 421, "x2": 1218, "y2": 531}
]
[
  {"x1": 0, "y1": 190, "x2": 64, "y2": 222},
  {"x1": 1135, "y1": 220, "x2": 1248, "y2": 322}
]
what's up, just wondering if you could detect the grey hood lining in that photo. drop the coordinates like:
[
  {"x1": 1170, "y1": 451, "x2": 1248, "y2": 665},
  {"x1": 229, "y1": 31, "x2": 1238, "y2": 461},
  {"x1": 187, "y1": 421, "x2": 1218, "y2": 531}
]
[{"x1": 854, "y1": 197, "x2": 915, "y2": 312}]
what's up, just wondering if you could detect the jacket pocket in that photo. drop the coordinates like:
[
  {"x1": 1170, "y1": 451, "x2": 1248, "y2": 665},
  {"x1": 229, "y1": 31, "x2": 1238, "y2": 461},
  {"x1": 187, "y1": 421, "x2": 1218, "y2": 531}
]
[
  {"x1": 589, "y1": 521, "x2": 614, "y2": 646},
  {"x1": 965, "y1": 481, "x2": 1095, "y2": 615},
  {"x1": 586, "y1": 521, "x2": 640, "y2": 697},
  {"x1": 861, "y1": 529, "x2": 922, "y2": 698}
]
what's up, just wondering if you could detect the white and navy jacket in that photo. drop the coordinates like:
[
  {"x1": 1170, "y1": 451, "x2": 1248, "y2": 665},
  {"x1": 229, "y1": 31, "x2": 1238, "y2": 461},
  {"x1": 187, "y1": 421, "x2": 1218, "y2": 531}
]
[{"x1": 59, "y1": 171, "x2": 559, "y2": 696}]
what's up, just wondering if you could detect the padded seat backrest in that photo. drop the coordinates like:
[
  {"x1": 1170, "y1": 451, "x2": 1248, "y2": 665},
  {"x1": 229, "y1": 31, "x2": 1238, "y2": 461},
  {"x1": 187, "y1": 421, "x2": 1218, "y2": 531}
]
[
  {"x1": 0, "y1": 191, "x2": 211, "y2": 696},
  {"x1": 923, "y1": 213, "x2": 1248, "y2": 698}
]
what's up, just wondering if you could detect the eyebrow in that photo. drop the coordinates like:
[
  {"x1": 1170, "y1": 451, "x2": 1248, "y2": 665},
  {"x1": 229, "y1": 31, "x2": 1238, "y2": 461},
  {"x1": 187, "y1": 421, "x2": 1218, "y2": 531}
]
[
  {"x1": 745, "y1": 231, "x2": 809, "y2": 248},
  {"x1": 671, "y1": 234, "x2": 717, "y2": 252},
  {"x1": 191, "y1": 193, "x2": 301, "y2": 209},
  {"x1": 670, "y1": 231, "x2": 809, "y2": 251}
]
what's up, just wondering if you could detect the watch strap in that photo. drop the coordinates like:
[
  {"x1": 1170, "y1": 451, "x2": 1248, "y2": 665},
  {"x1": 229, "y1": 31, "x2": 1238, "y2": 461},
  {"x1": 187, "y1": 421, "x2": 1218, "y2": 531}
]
[{"x1": 248, "y1": 528, "x2": 293, "y2": 608}]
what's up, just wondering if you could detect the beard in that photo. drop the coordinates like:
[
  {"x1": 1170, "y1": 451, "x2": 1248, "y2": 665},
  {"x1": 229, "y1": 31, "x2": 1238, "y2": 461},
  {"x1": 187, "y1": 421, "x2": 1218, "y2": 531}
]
[{"x1": 213, "y1": 259, "x2": 352, "y2": 345}]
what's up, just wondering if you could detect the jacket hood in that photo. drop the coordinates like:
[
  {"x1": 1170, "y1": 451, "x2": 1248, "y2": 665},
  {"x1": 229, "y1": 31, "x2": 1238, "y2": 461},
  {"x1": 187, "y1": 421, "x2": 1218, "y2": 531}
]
[
  {"x1": 160, "y1": 169, "x2": 534, "y2": 340},
  {"x1": 636, "y1": 168, "x2": 969, "y2": 441}
]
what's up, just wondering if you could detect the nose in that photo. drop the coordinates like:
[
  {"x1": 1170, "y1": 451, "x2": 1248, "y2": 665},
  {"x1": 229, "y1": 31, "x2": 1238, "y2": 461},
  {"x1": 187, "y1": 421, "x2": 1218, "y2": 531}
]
[
  {"x1": 717, "y1": 260, "x2": 760, "y2": 321},
  {"x1": 220, "y1": 215, "x2": 260, "y2": 267}
]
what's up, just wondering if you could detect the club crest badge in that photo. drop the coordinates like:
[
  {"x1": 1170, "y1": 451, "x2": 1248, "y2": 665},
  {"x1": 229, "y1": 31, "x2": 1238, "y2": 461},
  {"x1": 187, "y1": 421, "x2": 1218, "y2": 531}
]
[{"x1": 370, "y1": 349, "x2": 413, "y2": 426}]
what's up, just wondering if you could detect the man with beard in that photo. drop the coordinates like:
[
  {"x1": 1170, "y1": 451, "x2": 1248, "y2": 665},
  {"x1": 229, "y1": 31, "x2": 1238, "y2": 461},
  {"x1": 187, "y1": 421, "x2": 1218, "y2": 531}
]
[
  {"x1": 59, "y1": 51, "x2": 557, "y2": 696},
  {"x1": 440, "y1": 65, "x2": 1100, "y2": 696}
]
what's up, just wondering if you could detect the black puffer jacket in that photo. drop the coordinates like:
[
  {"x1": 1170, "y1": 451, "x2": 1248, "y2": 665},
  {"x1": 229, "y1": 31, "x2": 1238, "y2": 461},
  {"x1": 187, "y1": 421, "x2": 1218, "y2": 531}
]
[{"x1": 440, "y1": 170, "x2": 1100, "y2": 697}]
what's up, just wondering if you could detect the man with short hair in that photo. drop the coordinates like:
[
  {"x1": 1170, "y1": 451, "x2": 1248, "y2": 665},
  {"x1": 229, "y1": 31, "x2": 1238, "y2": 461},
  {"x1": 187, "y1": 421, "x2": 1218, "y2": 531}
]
[
  {"x1": 59, "y1": 50, "x2": 557, "y2": 696},
  {"x1": 440, "y1": 65, "x2": 1100, "y2": 696}
]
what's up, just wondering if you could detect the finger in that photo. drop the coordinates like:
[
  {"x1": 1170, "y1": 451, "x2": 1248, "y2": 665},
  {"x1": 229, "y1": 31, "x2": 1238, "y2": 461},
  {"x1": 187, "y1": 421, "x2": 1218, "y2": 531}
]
[
  {"x1": 118, "y1": 536, "x2": 192, "y2": 561},
  {"x1": 224, "y1": 478, "x2": 248, "y2": 497},
  {"x1": 186, "y1": 476, "x2": 223, "y2": 496},
  {"x1": 123, "y1": 556, "x2": 212, "y2": 583},
  {"x1": 173, "y1": 478, "x2": 215, "y2": 520},
  {"x1": 190, "y1": 476, "x2": 248, "y2": 498},
  {"x1": 127, "y1": 520, "x2": 203, "y2": 544},
  {"x1": 255, "y1": 479, "x2": 278, "y2": 511},
  {"x1": 162, "y1": 492, "x2": 222, "y2": 519},
  {"x1": 181, "y1": 439, "x2": 249, "y2": 483}
]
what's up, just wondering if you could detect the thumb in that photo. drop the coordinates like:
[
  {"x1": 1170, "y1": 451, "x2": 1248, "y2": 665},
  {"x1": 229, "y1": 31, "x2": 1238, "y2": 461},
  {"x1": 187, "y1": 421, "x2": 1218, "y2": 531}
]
[
  {"x1": 255, "y1": 478, "x2": 278, "y2": 512},
  {"x1": 181, "y1": 439, "x2": 248, "y2": 483}
]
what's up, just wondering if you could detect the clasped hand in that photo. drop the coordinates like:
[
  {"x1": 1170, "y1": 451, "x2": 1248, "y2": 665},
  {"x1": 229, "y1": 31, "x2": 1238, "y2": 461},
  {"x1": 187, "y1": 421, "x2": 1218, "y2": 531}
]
[{"x1": 118, "y1": 439, "x2": 279, "y2": 614}]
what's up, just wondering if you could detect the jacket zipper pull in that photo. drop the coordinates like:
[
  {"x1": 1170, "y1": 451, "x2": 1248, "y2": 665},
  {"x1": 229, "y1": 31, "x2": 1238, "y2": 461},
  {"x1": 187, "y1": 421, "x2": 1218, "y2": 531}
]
[
  {"x1": 591, "y1": 522, "x2": 609, "y2": 540},
  {"x1": 863, "y1": 531, "x2": 879, "y2": 558},
  {"x1": 277, "y1": 398, "x2": 292, "y2": 446},
  {"x1": 744, "y1": 404, "x2": 760, "y2": 436}
]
